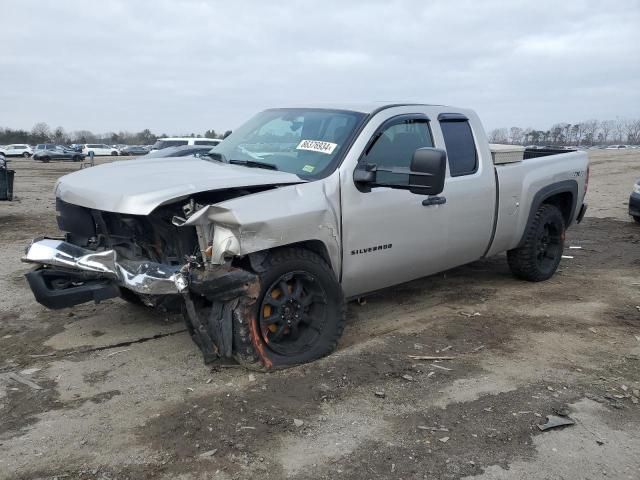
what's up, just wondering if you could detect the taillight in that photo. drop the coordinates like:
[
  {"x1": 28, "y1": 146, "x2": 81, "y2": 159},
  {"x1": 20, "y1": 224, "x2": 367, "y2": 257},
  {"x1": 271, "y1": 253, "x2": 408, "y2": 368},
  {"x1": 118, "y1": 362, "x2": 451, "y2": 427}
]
[{"x1": 584, "y1": 166, "x2": 590, "y2": 195}]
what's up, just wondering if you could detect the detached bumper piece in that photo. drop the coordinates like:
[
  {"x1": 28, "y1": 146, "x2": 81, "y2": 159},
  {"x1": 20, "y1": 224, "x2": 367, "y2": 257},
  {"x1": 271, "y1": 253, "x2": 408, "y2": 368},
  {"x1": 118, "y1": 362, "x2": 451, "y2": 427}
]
[
  {"x1": 22, "y1": 238, "x2": 259, "y2": 365},
  {"x1": 22, "y1": 238, "x2": 185, "y2": 311},
  {"x1": 25, "y1": 268, "x2": 120, "y2": 310}
]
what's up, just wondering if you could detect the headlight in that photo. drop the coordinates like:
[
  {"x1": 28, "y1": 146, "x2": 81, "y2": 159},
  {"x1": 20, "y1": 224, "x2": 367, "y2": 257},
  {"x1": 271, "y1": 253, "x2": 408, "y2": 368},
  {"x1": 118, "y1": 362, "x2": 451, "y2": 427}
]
[{"x1": 634, "y1": 183, "x2": 640, "y2": 195}]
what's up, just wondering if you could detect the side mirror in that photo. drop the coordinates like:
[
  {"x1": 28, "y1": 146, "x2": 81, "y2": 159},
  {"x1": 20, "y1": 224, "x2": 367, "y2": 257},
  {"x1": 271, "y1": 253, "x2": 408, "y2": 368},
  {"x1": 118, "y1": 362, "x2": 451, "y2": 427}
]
[
  {"x1": 409, "y1": 148, "x2": 447, "y2": 196},
  {"x1": 353, "y1": 163, "x2": 376, "y2": 184}
]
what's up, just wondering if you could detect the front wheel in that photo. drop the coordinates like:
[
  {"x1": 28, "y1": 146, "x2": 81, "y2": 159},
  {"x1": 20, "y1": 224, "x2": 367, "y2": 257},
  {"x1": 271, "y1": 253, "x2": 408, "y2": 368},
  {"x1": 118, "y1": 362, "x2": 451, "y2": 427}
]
[
  {"x1": 41, "y1": 156, "x2": 51, "y2": 163},
  {"x1": 111, "y1": 151, "x2": 118, "y2": 156},
  {"x1": 507, "y1": 204, "x2": 565, "y2": 282},
  {"x1": 234, "y1": 248, "x2": 346, "y2": 370}
]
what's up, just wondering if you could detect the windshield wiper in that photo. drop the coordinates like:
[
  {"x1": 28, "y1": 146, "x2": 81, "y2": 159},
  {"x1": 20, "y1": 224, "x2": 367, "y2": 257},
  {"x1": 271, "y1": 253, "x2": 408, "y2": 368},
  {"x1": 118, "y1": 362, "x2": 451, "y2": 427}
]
[{"x1": 229, "y1": 159, "x2": 278, "y2": 171}]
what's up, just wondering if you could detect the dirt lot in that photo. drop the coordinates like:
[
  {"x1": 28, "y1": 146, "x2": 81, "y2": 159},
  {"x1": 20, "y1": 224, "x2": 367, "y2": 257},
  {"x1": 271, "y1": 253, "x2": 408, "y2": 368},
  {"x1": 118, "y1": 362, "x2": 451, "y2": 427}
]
[{"x1": 1, "y1": 150, "x2": 639, "y2": 480}]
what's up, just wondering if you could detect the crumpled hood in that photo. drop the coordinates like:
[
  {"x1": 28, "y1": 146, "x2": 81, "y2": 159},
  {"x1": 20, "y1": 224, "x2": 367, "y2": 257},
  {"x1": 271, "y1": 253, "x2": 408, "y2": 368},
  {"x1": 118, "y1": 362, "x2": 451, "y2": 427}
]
[{"x1": 55, "y1": 156, "x2": 304, "y2": 215}]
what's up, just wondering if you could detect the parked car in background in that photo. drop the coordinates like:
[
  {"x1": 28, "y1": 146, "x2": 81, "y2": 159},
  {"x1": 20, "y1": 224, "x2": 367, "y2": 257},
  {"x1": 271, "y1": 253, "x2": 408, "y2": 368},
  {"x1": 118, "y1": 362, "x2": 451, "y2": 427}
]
[
  {"x1": 82, "y1": 144, "x2": 119, "y2": 156},
  {"x1": 33, "y1": 145, "x2": 85, "y2": 163},
  {"x1": 150, "y1": 137, "x2": 220, "y2": 151},
  {"x1": 0, "y1": 144, "x2": 33, "y2": 157},
  {"x1": 119, "y1": 145, "x2": 150, "y2": 156},
  {"x1": 34, "y1": 144, "x2": 59, "y2": 155},
  {"x1": 142, "y1": 145, "x2": 215, "y2": 158},
  {"x1": 606, "y1": 145, "x2": 627, "y2": 149},
  {"x1": 630, "y1": 179, "x2": 640, "y2": 224}
]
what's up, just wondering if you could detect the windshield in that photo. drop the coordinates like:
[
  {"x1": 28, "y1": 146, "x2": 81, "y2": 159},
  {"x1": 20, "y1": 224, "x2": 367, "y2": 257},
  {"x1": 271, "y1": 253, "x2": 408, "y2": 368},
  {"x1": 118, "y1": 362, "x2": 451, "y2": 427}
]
[{"x1": 207, "y1": 108, "x2": 365, "y2": 178}]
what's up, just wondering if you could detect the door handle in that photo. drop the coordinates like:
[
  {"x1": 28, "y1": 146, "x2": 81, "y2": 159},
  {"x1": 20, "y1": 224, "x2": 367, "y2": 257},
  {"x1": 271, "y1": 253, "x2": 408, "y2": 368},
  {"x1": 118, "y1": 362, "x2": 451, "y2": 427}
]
[{"x1": 422, "y1": 196, "x2": 446, "y2": 207}]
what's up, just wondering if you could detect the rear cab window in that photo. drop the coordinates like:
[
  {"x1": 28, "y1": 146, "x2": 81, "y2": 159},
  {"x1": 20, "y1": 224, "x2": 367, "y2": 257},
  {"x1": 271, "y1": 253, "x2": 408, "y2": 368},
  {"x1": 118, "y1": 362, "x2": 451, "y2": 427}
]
[{"x1": 438, "y1": 114, "x2": 478, "y2": 177}]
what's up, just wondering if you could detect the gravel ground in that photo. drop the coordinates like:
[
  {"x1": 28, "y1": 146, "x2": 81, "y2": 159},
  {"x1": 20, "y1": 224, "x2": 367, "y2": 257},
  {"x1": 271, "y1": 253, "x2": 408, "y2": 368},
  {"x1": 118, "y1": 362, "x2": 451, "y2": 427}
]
[{"x1": 0, "y1": 150, "x2": 639, "y2": 480}]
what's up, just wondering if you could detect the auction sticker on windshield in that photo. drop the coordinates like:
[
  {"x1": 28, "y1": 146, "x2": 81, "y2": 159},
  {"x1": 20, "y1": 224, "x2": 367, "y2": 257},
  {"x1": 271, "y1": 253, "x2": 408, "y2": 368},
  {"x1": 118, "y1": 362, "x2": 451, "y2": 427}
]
[{"x1": 296, "y1": 140, "x2": 338, "y2": 155}]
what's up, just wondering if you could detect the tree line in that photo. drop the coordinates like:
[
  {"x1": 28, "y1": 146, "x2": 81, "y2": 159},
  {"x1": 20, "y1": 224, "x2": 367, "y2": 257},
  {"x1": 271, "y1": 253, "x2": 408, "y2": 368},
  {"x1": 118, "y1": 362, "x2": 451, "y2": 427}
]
[
  {"x1": 3, "y1": 119, "x2": 639, "y2": 147},
  {"x1": 0, "y1": 123, "x2": 231, "y2": 146},
  {"x1": 489, "y1": 118, "x2": 640, "y2": 146}
]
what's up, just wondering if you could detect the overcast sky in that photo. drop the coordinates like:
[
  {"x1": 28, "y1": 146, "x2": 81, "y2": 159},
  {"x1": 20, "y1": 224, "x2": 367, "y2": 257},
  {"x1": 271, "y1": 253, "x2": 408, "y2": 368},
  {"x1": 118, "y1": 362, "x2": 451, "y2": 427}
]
[{"x1": 1, "y1": 0, "x2": 639, "y2": 134}]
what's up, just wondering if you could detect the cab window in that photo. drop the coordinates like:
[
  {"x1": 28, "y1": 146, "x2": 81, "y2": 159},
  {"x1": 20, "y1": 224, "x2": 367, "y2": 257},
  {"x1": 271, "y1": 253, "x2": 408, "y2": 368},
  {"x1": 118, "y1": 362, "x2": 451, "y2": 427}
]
[
  {"x1": 440, "y1": 119, "x2": 477, "y2": 177},
  {"x1": 364, "y1": 117, "x2": 433, "y2": 184}
]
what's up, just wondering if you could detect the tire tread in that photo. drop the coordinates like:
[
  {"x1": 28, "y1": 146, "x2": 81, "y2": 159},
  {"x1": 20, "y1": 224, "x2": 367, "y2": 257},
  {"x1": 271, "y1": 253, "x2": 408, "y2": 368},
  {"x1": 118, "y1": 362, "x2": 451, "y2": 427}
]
[
  {"x1": 234, "y1": 247, "x2": 346, "y2": 370},
  {"x1": 507, "y1": 204, "x2": 565, "y2": 282}
]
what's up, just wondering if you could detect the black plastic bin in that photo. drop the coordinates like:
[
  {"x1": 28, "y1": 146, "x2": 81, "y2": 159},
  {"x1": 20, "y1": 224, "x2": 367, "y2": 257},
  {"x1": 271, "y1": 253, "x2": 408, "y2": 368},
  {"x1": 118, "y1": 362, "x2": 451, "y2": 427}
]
[{"x1": 0, "y1": 169, "x2": 15, "y2": 201}]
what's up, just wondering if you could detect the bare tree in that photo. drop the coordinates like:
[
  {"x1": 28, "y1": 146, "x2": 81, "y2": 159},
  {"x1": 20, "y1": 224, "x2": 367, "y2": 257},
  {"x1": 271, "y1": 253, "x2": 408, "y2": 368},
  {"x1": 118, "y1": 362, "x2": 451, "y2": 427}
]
[
  {"x1": 625, "y1": 119, "x2": 640, "y2": 144},
  {"x1": 31, "y1": 122, "x2": 51, "y2": 143},
  {"x1": 573, "y1": 123, "x2": 589, "y2": 146},
  {"x1": 581, "y1": 120, "x2": 599, "y2": 146},
  {"x1": 614, "y1": 118, "x2": 626, "y2": 143},
  {"x1": 600, "y1": 120, "x2": 615, "y2": 145},
  {"x1": 489, "y1": 128, "x2": 509, "y2": 143},
  {"x1": 509, "y1": 127, "x2": 523, "y2": 145},
  {"x1": 562, "y1": 124, "x2": 572, "y2": 145},
  {"x1": 72, "y1": 130, "x2": 96, "y2": 144},
  {"x1": 53, "y1": 126, "x2": 67, "y2": 144},
  {"x1": 550, "y1": 124, "x2": 565, "y2": 145}
]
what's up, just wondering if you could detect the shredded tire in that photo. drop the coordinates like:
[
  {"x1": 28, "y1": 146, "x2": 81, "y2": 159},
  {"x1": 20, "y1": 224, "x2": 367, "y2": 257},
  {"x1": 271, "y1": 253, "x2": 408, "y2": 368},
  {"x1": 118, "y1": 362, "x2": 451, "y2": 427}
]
[
  {"x1": 233, "y1": 247, "x2": 346, "y2": 370},
  {"x1": 507, "y1": 204, "x2": 566, "y2": 282}
]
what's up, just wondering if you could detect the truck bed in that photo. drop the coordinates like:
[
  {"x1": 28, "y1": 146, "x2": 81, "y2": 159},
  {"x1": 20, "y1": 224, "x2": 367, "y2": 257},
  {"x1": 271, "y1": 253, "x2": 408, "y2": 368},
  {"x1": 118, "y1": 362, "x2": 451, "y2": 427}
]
[{"x1": 486, "y1": 149, "x2": 589, "y2": 257}]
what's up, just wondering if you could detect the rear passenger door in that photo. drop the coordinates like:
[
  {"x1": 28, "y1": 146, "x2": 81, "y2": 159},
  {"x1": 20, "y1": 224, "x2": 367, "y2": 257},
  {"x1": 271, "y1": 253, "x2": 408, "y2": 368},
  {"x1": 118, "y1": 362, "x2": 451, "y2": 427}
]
[{"x1": 435, "y1": 113, "x2": 494, "y2": 266}]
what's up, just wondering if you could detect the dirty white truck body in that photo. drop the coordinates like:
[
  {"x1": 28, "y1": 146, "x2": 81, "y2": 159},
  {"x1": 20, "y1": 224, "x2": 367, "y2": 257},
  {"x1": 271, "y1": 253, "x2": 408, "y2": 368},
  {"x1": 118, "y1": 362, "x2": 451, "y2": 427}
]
[{"x1": 23, "y1": 104, "x2": 588, "y2": 368}]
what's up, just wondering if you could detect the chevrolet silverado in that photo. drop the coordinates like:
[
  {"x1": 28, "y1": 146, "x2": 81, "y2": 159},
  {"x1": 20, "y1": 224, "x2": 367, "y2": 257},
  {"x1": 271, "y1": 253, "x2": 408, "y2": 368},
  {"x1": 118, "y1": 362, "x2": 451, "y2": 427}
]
[{"x1": 22, "y1": 103, "x2": 589, "y2": 369}]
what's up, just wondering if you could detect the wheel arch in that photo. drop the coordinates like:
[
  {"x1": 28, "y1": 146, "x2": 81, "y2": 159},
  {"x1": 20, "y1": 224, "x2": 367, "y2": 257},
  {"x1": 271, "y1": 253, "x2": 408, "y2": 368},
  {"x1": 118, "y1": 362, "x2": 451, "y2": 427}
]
[
  {"x1": 246, "y1": 240, "x2": 335, "y2": 275},
  {"x1": 517, "y1": 180, "x2": 577, "y2": 248}
]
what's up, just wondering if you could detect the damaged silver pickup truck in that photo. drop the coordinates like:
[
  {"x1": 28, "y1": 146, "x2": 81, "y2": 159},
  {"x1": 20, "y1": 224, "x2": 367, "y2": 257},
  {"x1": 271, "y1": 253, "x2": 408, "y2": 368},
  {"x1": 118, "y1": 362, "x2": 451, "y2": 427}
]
[{"x1": 23, "y1": 104, "x2": 589, "y2": 369}]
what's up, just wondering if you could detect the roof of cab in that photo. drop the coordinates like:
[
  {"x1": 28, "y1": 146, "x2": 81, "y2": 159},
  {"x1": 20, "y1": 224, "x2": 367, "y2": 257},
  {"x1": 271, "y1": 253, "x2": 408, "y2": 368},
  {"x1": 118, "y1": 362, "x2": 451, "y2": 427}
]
[{"x1": 266, "y1": 102, "x2": 445, "y2": 115}]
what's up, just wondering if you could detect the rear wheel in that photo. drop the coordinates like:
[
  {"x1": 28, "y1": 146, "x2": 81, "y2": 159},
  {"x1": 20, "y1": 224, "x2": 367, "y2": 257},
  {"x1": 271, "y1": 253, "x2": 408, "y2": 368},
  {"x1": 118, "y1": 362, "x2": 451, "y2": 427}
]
[
  {"x1": 41, "y1": 156, "x2": 50, "y2": 163},
  {"x1": 111, "y1": 151, "x2": 118, "y2": 156},
  {"x1": 23, "y1": 152, "x2": 30, "y2": 158},
  {"x1": 234, "y1": 248, "x2": 346, "y2": 370},
  {"x1": 72, "y1": 155, "x2": 81, "y2": 162},
  {"x1": 507, "y1": 204, "x2": 565, "y2": 282}
]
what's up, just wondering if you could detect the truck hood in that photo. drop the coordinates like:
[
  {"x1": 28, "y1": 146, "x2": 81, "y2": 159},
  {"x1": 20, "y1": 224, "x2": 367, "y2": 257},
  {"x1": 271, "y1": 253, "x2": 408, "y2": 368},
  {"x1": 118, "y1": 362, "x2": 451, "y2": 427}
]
[{"x1": 54, "y1": 156, "x2": 305, "y2": 215}]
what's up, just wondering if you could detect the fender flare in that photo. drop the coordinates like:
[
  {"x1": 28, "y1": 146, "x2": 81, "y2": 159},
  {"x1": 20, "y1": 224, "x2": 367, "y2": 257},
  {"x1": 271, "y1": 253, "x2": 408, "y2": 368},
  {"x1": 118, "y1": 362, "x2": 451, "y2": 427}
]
[{"x1": 516, "y1": 180, "x2": 578, "y2": 248}]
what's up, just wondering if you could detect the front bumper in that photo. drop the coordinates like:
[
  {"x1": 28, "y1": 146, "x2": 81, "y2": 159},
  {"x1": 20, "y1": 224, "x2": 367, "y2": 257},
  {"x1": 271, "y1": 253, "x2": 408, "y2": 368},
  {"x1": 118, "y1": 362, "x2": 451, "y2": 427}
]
[
  {"x1": 629, "y1": 192, "x2": 640, "y2": 218},
  {"x1": 22, "y1": 238, "x2": 187, "y2": 309},
  {"x1": 22, "y1": 238, "x2": 262, "y2": 364}
]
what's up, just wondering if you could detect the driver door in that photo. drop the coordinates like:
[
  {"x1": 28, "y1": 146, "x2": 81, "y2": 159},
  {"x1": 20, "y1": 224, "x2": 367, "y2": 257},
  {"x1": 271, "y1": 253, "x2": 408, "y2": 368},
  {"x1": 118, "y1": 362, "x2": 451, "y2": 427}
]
[{"x1": 340, "y1": 114, "x2": 450, "y2": 297}]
